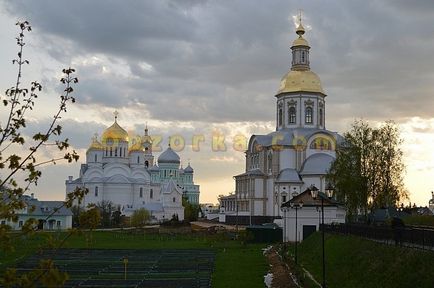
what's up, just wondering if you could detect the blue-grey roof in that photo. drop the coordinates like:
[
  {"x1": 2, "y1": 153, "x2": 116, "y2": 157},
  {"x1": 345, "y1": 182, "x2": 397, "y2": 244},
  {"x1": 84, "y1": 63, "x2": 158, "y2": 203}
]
[
  {"x1": 2, "y1": 194, "x2": 72, "y2": 216},
  {"x1": 235, "y1": 168, "x2": 265, "y2": 177},
  {"x1": 184, "y1": 164, "x2": 194, "y2": 173},
  {"x1": 158, "y1": 147, "x2": 180, "y2": 164},
  {"x1": 300, "y1": 153, "x2": 334, "y2": 175},
  {"x1": 276, "y1": 168, "x2": 303, "y2": 183},
  {"x1": 148, "y1": 164, "x2": 160, "y2": 172}
]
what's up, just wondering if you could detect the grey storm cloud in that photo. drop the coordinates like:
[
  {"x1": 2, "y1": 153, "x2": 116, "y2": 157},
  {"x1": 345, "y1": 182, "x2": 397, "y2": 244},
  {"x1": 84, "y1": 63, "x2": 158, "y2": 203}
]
[{"x1": 2, "y1": 0, "x2": 434, "y2": 127}]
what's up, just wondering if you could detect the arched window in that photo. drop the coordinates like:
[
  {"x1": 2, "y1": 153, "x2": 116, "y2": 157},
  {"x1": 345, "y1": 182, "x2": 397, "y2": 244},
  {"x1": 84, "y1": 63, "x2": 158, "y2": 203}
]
[
  {"x1": 139, "y1": 187, "x2": 143, "y2": 198},
  {"x1": 114, "y1": 147, "x2": 117, "y2": 157},
  {"x1": 278, "y1": 108, "x2": 283, "y2": 126},
  {"x1": 145, "y1": 160, "x2": 149, "y2": 168},
  {"x1": 173, "y1": 197, "x2": 176, "y2": 203},
  {"x1": 301, "y1": 51, "x2": 305, "y2": 62},
  {"x1": 137, "y1": 156, "x2": 140, "y2": 164},
  {"x1": 105, "y1": 147, "x2": 108, "y2": 156},
  {"x1": 119, "y1": 147, "x2": 122, "y2": 157},
  {"x1": 94, "y1": 154, "x2": 97, "y2": 162},
  {"x1": 110, "y1": 147, "x2": 112, "y2": 156},
  {"x1": 319, "y1": 108, "x2": 323, "y2": 126},
  {"x1": 95, "y1": 186, "x2": 98, "y2": 197},
  {"x1": 288, "y1": 107, "x2": 296, "y2": 124},
  {"x1": 123, "y1": 148, "x2": 126, "y2": 157},
  {"x1": 305, "y1": 107, "x2": 313, "y2": 124},
  {"x1": 267, "y1": 153, "x2": 272, "y2": 172},
  {"x1": 150, "y1": 189, "x2": 153, "y2": 199}
]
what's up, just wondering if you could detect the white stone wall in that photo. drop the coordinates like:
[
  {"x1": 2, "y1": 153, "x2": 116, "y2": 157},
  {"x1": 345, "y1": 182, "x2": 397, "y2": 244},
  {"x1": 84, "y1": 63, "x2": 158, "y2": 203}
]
[{"x1": 281, "y1": 206, "x2": 346, "y2": 242}]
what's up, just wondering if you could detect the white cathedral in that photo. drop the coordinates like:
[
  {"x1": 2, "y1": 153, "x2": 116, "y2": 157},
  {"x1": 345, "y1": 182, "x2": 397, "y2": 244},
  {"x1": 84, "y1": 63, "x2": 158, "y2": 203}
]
[
  {"x1": 65, "y1": 117, "x2": 200, "y2": 221},
  {"x1": 220, "y1": 20, "x2": 343, "y2": 224}
]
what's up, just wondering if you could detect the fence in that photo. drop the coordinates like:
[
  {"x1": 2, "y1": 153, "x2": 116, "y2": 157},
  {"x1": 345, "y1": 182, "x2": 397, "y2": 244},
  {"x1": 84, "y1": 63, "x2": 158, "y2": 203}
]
[{"x1": 323, "y1": 223, "x2": 434, "y2": 251}]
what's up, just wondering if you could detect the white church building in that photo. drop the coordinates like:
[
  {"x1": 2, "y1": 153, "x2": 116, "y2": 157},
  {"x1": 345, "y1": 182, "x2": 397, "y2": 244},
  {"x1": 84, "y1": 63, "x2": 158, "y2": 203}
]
[
  {"x1": 220, "y1": 19, "x2": 343, "y2": 225},
  {"x1": 65, "y1": 117, "x2": 200, "y2": 222}
]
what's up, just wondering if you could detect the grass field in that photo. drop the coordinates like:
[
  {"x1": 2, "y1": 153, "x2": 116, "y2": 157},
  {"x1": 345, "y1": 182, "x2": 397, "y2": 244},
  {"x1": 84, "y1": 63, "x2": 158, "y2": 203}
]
[
  {"x1": 290, "y1": 232, "x2": 434, "y2": 288},
  {"x1": 1, "y1": 231, "x2": 268, "y2": 288}
]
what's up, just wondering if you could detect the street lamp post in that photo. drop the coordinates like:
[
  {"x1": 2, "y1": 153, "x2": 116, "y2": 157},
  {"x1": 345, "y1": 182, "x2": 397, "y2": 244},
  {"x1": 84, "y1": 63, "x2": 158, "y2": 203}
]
[
  {"x1": 310, "y1": 184, "x2": 334, "y2": 288},
  {"x1": 290, "y1": 200, "x2": 303, "y2": 264}
]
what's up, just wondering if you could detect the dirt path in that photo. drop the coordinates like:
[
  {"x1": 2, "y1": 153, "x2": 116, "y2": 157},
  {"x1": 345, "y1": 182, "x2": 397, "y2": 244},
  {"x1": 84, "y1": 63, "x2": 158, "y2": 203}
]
[{"x1": 265, "y1": 245, "x2": 299, "y2": 288}]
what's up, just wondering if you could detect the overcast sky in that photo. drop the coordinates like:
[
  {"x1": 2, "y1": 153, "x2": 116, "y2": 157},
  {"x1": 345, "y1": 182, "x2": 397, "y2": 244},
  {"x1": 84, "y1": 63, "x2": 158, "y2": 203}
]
[{"x1": 1, "y1": 0, "x2": 433, "y2": 206}]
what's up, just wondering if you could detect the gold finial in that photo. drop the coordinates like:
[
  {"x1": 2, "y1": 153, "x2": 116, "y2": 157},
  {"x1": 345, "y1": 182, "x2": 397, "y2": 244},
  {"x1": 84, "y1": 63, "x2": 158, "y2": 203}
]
[
  {"x1": 144, "y1": 122, "x2": 148, "y2": 135},
  {"x1": 296, "y1": 9, "x2": 305, "y2": 37},
  {"x1": 114, "y1": 110, "x2": 119, "y2": 122}
]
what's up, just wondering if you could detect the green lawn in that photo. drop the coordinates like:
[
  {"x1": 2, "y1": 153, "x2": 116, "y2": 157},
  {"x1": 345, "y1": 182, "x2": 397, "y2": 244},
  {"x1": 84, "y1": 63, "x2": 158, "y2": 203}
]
[
  {"x1": 290, "y1": 232, "x2": 434, "y2": 288},
  {"x1": 1, "y1": 231, "x2": 268, "y2": 288}
]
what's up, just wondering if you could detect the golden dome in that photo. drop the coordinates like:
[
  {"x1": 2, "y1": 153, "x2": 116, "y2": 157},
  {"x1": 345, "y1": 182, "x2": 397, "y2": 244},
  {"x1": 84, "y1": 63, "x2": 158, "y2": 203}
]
[
  {"x1": 277, "y1": 70, "x2": 325, "y2": 95},
  {"x1": 101, "y1": 120, "x2": 129, "y2": 143},
  {"x1": 292, "y1": 36, "x2": 309, "y2": 47},
  {"x1": 129, "y1": 141, "x2": 143, "y2": 152},
  {"x1": 88, "y1": 134, "x2": 103, "y2": 151}
]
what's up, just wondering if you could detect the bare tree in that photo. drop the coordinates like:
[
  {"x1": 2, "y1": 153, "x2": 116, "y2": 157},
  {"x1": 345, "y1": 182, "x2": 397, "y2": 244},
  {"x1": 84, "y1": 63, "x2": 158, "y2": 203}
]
[{"x1": 0, "y1": 21, "x2": 88, "y2": 287}]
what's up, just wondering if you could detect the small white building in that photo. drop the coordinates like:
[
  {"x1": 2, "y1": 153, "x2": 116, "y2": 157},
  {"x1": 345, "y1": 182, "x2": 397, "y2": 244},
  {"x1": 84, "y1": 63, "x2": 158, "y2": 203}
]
[
  {"x1": 0, "y1": 194, "x2": 72, "y2": 230},
  {"x1": 279, "y1": 188, "x2": 346, "y2": 242}
]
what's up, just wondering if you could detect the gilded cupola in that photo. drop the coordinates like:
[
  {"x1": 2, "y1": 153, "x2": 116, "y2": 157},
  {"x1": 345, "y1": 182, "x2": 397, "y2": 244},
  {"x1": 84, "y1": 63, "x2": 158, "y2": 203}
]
[
  {"x1": 101, "y1": 111, "x2": 129, "y2": 144},
  {"x1": 276, "y1": 15, "x2": 325, "y2": 96}
]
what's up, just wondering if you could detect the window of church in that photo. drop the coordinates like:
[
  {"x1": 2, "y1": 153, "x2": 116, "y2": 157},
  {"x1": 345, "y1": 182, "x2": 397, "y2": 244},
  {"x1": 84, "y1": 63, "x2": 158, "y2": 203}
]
[
  {"x1": 305, "y1": 107, "x2": 313, "y2": 124},
  {"x1": 110, "y1": 147, "x2": 112, "y2": 156},
  {"x1": 319, "y1": 108, "x2": 323, "y2": 126},
  {"x1": 278, "y1": 108, "x2": 283, "y2": 126},
  {"x1": 137, "y1": 156, "x2": 140, "y2": 164},
  {"x1": 140, "y1": 187, "x2": 143, "y2": 198},
  {"x1": 173, "y1": 197, "x2": 176, "y2": 203},
  {"x1": 95, "y1": 186, "x2": 98, "y2": 197},
  {"x1": 150, "y1": 189, "x2": 153, "y2": 199},
  {"x1": 94, "y1": 154, "x2": 97, "y2": 162},
  {"x1": 267, "y1": 153, "x2": 272, "y2": 173},
  {"x1": 288, "y1": 107, "x2": 296, "y2": 124},
  {"x1": 114, "y1": 148, "x2": 117, "y2": 157},
  {"x1": 124, "y1": 148, "x2": 126, "y2": 157},
  {"x1": 301, "y1": 51, "x2": 305, "y2": 62}
]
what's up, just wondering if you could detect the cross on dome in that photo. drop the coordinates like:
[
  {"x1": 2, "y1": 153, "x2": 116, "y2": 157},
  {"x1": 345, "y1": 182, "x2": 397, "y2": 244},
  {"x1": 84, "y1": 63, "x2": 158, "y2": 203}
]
[
  {"x1": 296, "y1": 9, "x2": 305, "y2": 37},
  {"x1": 113, "y1": 110, "x2": 119, "y2": 121}
]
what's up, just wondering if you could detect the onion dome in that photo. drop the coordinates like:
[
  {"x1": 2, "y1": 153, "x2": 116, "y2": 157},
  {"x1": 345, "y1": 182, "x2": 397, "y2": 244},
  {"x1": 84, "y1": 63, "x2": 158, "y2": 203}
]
[
  {"x1": 101, "y1": 112, "x2": 129, "y2": 143},
  {"x1": 129, "y1": 140, "x2": 143, "y2": 153},
  {"x1": 276, "y1": 16, "x2": 325, "y2": 96},
  {"x1": 184, "y1": 163, "x2": 194, "y2": 174},
  {"x1": 158, "y1": 146, "x2": 180, "y2": 164},
  {"x1": 277, "y1": 70, "x2": 324, "y2": 94},
  {"x1": 88, "y1": 133, "x2": 103, "y2": 151}
]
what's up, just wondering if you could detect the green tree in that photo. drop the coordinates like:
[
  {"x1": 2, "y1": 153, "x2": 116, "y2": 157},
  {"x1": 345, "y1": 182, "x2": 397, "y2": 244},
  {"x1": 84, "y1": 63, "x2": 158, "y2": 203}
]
[
  {"x1": 79, "y1": 205, "x2": 101, "y2": 248},
  {"x1": 182, "y1": 198, "x2": 200, "y2": 222},
  {"x1": 0, "y1": 21, "x2": 87, "y2": 287},
  {"x1": 96, "y1": 200, "x2": 114, "y2": 227},
  {"x1": 328, "y1": 120, "x2": 407, "y2": 222},
  {"x1": 130, "y1": 208, "x2": 150, "y2": 228}
]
